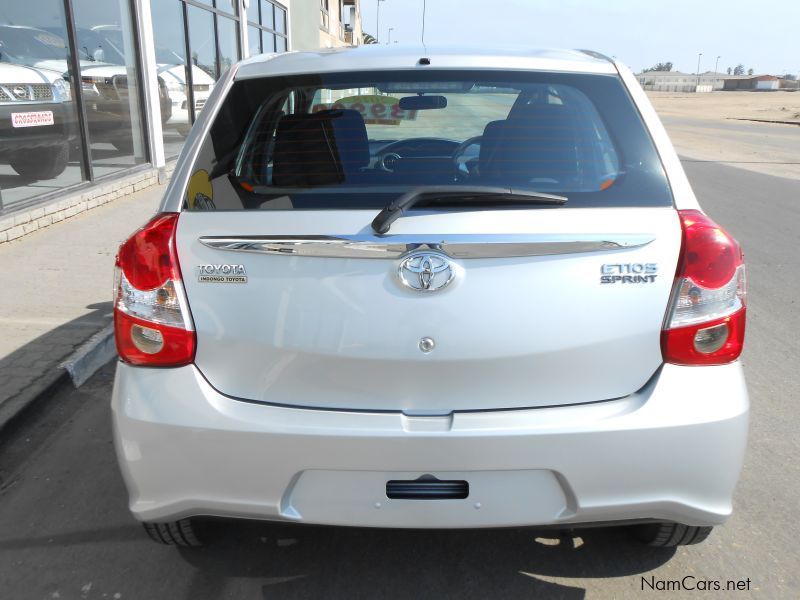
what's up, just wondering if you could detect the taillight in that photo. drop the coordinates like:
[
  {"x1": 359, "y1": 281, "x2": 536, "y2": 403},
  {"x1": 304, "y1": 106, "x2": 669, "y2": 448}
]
[
  {"x1": 113, "y1": 213, "x2": 195, "y2": 367},
  {"x1": 662, "y1": 210, "x2": 746, "y2": 365}
]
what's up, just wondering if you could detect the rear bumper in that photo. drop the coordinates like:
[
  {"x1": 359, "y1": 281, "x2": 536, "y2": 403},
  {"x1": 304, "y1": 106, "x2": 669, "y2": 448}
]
[{"x1": 111, "y1": 361, "x2": 748, "y2": 528}]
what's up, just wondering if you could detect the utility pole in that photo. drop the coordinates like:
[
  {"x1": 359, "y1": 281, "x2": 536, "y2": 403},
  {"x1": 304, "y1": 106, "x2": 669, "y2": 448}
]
[
  {"x1": 696, "y1": 52, "x2": 703, "y2": 89},
  {"x1": 376, "y1": 0, "x2": 385, "y2": 42},
  {"x1": 388, "y1": 27, "x2": 393, "y2": 44},
  {"x1": 422, "y1": 0, "x2": 427, "y2": 44}
]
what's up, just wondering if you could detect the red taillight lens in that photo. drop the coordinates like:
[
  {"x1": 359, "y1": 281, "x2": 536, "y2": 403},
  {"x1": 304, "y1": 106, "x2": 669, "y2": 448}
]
[
  {"x1": 114, "y1": 311, "x2": 196, "y2": 366},
  {"x1": 114, "y1": 213, "x2": 195, "y2": 367},
  {"x1": 117, "y1": 213, "x2": 182, "y2": 290},
  {"x1": 661, "y1": 308, "x2": 746, "y2": 365},
  {"x1": 679, "y1": 210, "x2": 741, "y2": 288},
  {"x1": 662, "y1": 210, "x2": 746, "y2": 366}
]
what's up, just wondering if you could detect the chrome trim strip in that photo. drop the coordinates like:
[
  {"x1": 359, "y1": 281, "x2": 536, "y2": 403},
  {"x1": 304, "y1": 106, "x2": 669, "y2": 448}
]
[{"x1": 199, "y1": 234, "x2": 654, "y2": 259}]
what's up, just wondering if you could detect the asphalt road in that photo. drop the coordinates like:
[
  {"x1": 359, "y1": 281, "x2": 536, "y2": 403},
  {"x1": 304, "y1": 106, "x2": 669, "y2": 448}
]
[
  {"x1": 0, "y1": 160, "x2": 798, "y2": 600},
  {"x1": 659, "y1": 116, "x2": 800, "y2": 180}
]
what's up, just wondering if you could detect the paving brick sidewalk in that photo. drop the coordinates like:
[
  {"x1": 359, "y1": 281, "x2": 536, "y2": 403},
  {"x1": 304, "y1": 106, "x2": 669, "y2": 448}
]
[{"x1": 0, "y1": 185, "x2": 164, "y2": 428}]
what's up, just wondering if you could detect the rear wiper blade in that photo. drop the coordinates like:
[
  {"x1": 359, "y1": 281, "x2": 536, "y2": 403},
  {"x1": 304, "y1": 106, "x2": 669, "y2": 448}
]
[{"x1": 371, "y1": 185, "x2": 567, "y2": 234}]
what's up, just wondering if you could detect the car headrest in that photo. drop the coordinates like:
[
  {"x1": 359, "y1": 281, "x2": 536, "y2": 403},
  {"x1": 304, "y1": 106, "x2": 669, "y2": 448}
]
[
  {"x1": 479, "y1": 103, "x2": 581, "y2": 184},
  {"x1": 272, "y1": 109, "x2": 369, "y2": 187}
]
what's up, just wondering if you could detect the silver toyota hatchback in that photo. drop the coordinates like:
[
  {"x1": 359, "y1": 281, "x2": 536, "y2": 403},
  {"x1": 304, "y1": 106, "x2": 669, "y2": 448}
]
[{"x1": 111, "y1": 46, "x2": 748, "y2": 549}]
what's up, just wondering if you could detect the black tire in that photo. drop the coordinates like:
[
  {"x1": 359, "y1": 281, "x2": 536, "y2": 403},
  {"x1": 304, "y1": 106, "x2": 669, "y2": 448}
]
[
  {"x1": 634, "y1": 522, "x2": 713, "y2": 547},
  {"x1": 9, "y1": 144, "x2": 68, "y2": 179},
  {"x1": 142, "y1": 519, "x2": 203, "y2": 547}
]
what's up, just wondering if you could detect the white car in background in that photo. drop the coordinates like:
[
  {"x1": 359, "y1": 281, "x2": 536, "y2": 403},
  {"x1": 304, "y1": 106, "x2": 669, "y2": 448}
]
[
  {"x1": 0, "y1": 24, "x2": 171, "y2": 153},
  {"x1": 155, "y1": 48, "x2": 215, "y2": 135},
  {"x1": 89, "y1": 26, "x2": 215, "y2": 135},
  {"x1": 0, "y1": 61, "x2": 76, "y2": 179}
]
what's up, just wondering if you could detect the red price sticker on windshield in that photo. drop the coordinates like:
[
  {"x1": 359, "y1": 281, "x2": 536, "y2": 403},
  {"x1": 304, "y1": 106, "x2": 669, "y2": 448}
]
[{"x1": 312, "y1": 95, "x2": 417, "y2": 125}]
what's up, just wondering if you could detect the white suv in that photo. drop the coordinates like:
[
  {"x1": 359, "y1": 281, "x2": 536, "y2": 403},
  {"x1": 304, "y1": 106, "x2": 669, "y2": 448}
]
[{"x1": 111, "y1": 46, "x2": 748, "y2": 549}]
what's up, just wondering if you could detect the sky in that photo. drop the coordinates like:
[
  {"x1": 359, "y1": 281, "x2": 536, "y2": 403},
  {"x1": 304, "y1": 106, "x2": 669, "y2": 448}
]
[{"x1": 359, "y1": 0, "x2": 800, "y2": 76}]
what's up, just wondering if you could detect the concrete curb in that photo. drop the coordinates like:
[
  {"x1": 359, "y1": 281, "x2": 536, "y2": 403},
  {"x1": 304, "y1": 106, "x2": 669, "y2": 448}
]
[
  {"x1": 728, "y1": 117, "x2": 800, "y2": 127},
  {"x1": 0, "y1": 326, "x2": 116, "y2": 435},
  {"x1": 61, "y1": 325, "x2": 116, "y2": 388}
]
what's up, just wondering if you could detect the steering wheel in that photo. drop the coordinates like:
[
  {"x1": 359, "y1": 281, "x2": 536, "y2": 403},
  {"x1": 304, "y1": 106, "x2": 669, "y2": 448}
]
[
  {"x1": 451, "y1": 136, "x2": 483, "y2": 178},
  {"x1": 451, "y1": 135, "x2": 483, "y2": 162}
]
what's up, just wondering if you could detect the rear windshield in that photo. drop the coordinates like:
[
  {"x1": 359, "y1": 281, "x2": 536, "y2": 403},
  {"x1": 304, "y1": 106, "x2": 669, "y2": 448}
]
[{"x1": 186, "y1": 70, "x2": 672, "y2": 211}]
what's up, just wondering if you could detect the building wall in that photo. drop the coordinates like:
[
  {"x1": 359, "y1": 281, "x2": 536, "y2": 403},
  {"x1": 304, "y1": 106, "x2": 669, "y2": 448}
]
[
  {"x1": 756, "y1": 80, "x2": 780, "y2": 90},
  {"x1": 316, "y1": 1, "x2": 362, "y2": 49},
  {"x1": 637, "y1": 73, "x2": 730, "y2": 92},
  {"x1": 724, "y1": 77, "x2": 785, "y2": 90},
  {"x1": 287, "y1": 0, "x2": 320, "y2": 51}
]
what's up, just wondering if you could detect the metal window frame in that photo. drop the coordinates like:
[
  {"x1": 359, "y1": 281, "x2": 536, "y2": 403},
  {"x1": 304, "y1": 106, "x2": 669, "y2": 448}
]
[
  {"x1": 61, "y1": 0, "x2": 93, "y2": 182},
  {"x1": 212, "y1": 7, "x2": 222, "y2": 78},
  {"x1": 248, "y1": 22, "x2": 262, "y2": 55},
  {"x1": 247, "y1": 0, "x2": 264, "y2": 56},
  {"x1": 245, "y1": 0, "x2": 288, "y2": 53},
  {"x1": 214, "y1": 12, "x2": 241, "y2": 79},
  {"x1": 62, "y1": 0, "x2": 153, "y2": 180},
  {"x1": 182, "y1": 0, "x2": 242, "y2": 121},
  {"x1": 181, "y1": 1, "x2": 197, "y2": 125},
  {"x1": 127, "y1": 0, "x2": 154, "y2": 165},
  {"x1": 320, "y1": 0, "x2": 330, "y2": 31},
  {"x1": 183, "y1": 0, "x2": 242, "y2": 22}
]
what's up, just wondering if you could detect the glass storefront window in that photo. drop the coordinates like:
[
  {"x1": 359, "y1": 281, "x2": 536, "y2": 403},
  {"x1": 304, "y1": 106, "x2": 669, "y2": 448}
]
[
  {"x1": 263, "y1": 31, "x2": 276, "y2": 53},
  {"x1": 246, "y1": 0, "x2": 259, "y2": 25},
  {"x1": 246, "y1": 1, "x2": 287, "y2": 58},
  {"x1": 275, "y1": 5, "x2": 286, "y2": 34},
  {"x1": 262, "y1": 1, "x2": 275, "y2": 29},
  {"x1": 187, "y1": 6, "x2": 216, "y2": 81},
  {"x1": 186, "y1": 4, "x2": 241, "y2": 119},
  {"x1": 151, "y1": 0, "x2": 192, "y2": 158},
  {"x1": 248, "y1": 25, "x2": 261, "y2": 56},
  {"x1": 72, "y1": 0, "x2": 147, "y2": 176},
  {"x1": 1, "y1": 0, "x2": 284, "y2": 213},
  {"x1": 216, "y1": 0, "x2": 238, "y2": 16},
  {"x1": 0, "y1": 1, "x2": 86, "y2": 210},
  {"x1": 217, "y1": 16, "x2": 238, "y2": 76}
]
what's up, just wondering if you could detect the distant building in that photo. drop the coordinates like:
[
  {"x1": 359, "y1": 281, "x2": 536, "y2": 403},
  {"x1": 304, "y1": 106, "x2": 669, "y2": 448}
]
[
  {"x1": 293, "y1": 0, "x2": 363, "y2": 51},
  {"x1": 780, "y1": 78, "x2": 800, "y2": 90},
  {"x1": 636, "y1": 71, "x2": 739, "y2": 92},
  {"x1": 723, "y1": 75, "x2": 782, "y2": 91}
]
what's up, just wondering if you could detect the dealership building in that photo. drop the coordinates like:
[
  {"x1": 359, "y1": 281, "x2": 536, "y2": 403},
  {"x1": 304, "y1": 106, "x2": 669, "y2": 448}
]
[{"x1": 0, "y1": 0, "x2": 362, "y2": 217}]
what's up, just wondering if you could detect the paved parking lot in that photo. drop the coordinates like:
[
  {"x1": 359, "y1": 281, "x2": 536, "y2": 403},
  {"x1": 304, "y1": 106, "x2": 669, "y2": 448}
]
[{"x1": 0, "y1": 160, "x2": 797, "y2": 599}]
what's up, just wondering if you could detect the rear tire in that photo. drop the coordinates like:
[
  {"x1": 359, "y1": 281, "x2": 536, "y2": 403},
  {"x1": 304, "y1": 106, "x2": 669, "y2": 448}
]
[
  {"x1": 634, "y1": 522, "x2": 713, "y2": 547},
  {"x1": 142, "y1": 519, "x2": 203, "y2": 547},
  {"x1": 9, "y1": 144, "x2": 68, "y2": 179}
]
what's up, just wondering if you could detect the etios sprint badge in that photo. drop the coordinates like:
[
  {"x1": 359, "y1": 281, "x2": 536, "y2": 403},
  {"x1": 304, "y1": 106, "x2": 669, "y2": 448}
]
[
  {"x1": 600, "y1": 263, "x2": 658, "y2": 284},
  {"x1": 198, "y1": 264, "x2": 247, "y2": 283}
]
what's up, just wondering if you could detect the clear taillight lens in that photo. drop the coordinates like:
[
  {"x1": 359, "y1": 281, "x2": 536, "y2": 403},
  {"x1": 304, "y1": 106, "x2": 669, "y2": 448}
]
[
  {"x1": 667, "y1": 264, "x2": 746, "y2": 328},
  {"x1": 661, "y1": 210, "x2": 746, "y2": 365},
  {"x1": 113, "y1": 213, "x2": 195, "y2": 367}
]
